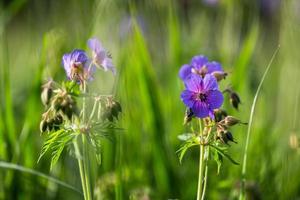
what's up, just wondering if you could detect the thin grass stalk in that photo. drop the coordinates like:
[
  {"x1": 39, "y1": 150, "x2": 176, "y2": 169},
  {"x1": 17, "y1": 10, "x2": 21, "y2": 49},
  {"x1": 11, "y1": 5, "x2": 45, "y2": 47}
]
[
  {"x1": 0, "y1": 161, "x2": 82, "y2": 195},
  {"x1": 239, "y1": 46, "x2": 280, "y2": 200}
]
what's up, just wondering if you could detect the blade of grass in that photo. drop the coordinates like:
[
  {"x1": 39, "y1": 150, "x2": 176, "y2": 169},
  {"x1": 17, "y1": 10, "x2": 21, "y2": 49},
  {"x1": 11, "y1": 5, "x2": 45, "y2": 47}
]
[
  {"x1": 239, "y1": 45, "x2": 280, "y2": 200},
  {"x1": 0, "y1": 161, "x2": 83, "y2": 195}
]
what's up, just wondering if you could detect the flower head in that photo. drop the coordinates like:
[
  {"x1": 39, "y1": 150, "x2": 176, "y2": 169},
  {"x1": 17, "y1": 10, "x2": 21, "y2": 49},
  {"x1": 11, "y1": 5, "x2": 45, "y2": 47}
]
[
  {"x1": 179, "y1": 55, "x2": 224, "y2": 81},
  {"x1": 88, "y1": 38, "x2": 116, "y2": 75},
  {"x1": 62, "y1": 49, "x2": 91, "y2": 83},
  {"x1": 180, "y1": 74, "x2": 224, "y2": 118}
]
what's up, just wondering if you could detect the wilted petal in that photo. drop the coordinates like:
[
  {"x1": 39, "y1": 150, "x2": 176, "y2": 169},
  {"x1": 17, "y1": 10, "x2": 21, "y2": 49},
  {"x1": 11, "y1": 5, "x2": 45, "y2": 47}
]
[
  {"x1": 179, "y1": 64, "x2": 192, "y2": 80},
  {"x1": 207, "y1": 90, "x2": 224, "y2": 109},
  {"x1": 203, "y1": 74, "x2": 218, "y2": 90},
  {"x1": 181, "y1": 90, "x2": 196, "y2": 108},
  {"x1": 192, "y1": 101, "x2": 209, "y2": 118}
]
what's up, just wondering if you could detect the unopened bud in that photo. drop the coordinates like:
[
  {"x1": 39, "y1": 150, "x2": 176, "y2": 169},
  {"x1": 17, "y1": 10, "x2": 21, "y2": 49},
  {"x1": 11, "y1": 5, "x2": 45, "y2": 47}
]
[
  {"x1": 41, "y1": 81, "x2": 53, "y2": 106},
  {"x1": 225, "y1": 131, "x2": 237, "y2": 143},
  {"x1": 212, "y1": 71, "x2": 228, "y2": 81},
  {"x1": 224, "y1": 116, "x2": 240, "y2": 126},
  {"x1": 40, "y1": 120, "x2": 48, "y2": 133},
  {"x1": 214, "y1": 109, "x2": 227, "y2": 122},
  {"x1": 184, "y1": 108, "x2": 194, "y2": 124},
  {"x1": 230, "y1": 92, "x2": 241, "y2": 110},
  {"x1": 289, "y1": 133, "x2": 299, "y2": 150}
]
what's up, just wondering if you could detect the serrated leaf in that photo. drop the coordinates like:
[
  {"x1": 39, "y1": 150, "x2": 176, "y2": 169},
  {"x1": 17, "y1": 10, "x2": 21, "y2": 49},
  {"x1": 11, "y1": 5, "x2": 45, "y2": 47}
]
[
  {"x1": 213, "y1": 150, "x2": 223, "y2": 174},
  {"x1": 38, "y1": 129, "x2": 75, "y2": 170},
  {"x1": 210, "y1": 144, "x2": 239, "y2": 165},
  {"x1": 176, "y1": 140, "x2": 198, "y2": 163},
  {"x1": 177, "y1": 133, "x2": 194, "y2": 141},
  {"x1": 38, "y1": 129, "x2": 64, "y2": 163}
]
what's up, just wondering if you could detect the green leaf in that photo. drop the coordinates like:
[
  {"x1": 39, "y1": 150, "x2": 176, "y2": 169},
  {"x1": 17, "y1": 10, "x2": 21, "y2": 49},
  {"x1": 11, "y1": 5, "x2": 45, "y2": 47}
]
[
  {"x1": 177, "y1": 133, "x2": 194, "y2": 141},
  {"x1": 176, "y1": 140, "x2": 198, "y2": 163},
  {"x1": 38, "y1": 129, "x2": 75, "y2": 170},
  {"x1": 213, "y1": 150, "x2": 223, "y2": 174},
  {"x1": 210, "y1": 144, "x2": 239, "y2": 165},
  {"x1": 38, "y1": 129, "x2": 64, "y2": 163}
]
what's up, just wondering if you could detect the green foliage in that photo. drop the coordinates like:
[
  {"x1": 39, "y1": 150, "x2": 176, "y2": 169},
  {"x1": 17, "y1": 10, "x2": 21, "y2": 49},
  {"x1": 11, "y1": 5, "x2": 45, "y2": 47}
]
[{"x1": 38, "y1": 129, "x2": 76, "y2": 170}]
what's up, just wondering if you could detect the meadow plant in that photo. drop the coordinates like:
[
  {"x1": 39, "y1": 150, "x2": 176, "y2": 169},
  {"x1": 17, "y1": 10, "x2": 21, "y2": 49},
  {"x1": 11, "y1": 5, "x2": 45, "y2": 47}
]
[
  {"x1": 38, "y1": 38, "x2": 121, "y2": 200},
  {"x1": 178, "y1": 55, "x2": 245, "y2": 200}
]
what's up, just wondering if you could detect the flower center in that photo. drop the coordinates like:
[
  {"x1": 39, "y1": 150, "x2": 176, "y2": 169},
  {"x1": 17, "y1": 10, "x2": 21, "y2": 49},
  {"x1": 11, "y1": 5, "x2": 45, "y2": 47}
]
[{"x1": 198, "y1": 93, "x2": 207, "y2": 102}]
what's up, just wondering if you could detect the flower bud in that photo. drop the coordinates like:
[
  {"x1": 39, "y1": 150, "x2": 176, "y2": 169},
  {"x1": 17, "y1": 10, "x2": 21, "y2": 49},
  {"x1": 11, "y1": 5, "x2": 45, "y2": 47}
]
[
  {"x1": 225, "y1": 131, "x2": 237, "y2": 143},
  {"x1": 41, "y1": 81, "x2": 53, "y2": 106},
  {"x1": 184, "y1": 108, "x2": 194, "y2": 124},
  {"x1": 101, "y1": 98, "x2": 122, "y2": 122},
  {"x1": 289, "y1": 133, "x2": 299, "y2": 150},
  {"x1": 40, "y1": 120, "x2": 48, "y2": 133},
  {"x1": 214, "y1": 109, "x2": 227, "y2": 122},
  {"x1": 224, "y1": 116, "x2": 240, "y2": 126},
  {"x1": 212, "y1": 71, "x2": 228, "y2": 81},
  {"x1": 230, "y1": 91, "x2": 241, "y2": 110}
]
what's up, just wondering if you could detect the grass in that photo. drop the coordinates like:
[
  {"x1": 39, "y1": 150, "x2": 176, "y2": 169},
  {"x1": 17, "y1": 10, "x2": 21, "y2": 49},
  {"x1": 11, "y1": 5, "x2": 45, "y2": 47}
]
[{"x1": 0, "y1": 0, "x2": 300, "y2": 199}]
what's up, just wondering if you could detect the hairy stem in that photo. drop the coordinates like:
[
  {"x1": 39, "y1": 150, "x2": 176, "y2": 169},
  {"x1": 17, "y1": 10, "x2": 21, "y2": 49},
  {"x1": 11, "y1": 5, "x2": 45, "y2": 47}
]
[
  {"x1": 201, "y1": 146, "x2": 209, "y2": 200},
  {"x1": 81, "y1": 81, "x2": 92, "y2": 200},
  {"x1": 74, "y1": 139, "x2": 88, "y2": 200},
  {"x1": 197, "y1": 119, "x2": 205, "y2": 200}
]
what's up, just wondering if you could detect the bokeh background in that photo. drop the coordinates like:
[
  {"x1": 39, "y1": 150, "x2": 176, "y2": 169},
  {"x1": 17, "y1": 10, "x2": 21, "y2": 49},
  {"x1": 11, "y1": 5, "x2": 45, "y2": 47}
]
[{"x1": 1, "y1": 0, "x2": 300, "y2": 199}]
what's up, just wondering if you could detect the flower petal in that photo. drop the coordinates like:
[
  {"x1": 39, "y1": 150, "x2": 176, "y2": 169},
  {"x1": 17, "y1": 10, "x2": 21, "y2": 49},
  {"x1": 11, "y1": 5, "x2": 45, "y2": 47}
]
[
  {"x1": 87, "y1": 38, "x2": 103, "y2": 54},
  {"x1": 181, "y1": 90, "x2": 196, "y2": 108},
  {"x1": 191, "y1": 55, "x2": 209, "y2": 70},
  {"x1": 206, "y1": 61, "x2": 223, "y2": 73},
  {"x1": 192, "y1": 101, "x2": 209, "y2": 118},
  {"x1": 184, "y1": 74, "x2": 203, "y2": 92},
  {"x1": 62, "y1": 53, "x2": 72, "y2": 78},
  {"x1": 102, "y1": 57, "x2": 116, "y2": 75},
  {"x1": 207, "y1": 90, "x2": 224, "y2": 109},
  {"x1": 203, "y1": 74, "x2": 218, "y2": 90},
  {"x1": 179, "y1": 64, "x2": 192, "y2": 80}
]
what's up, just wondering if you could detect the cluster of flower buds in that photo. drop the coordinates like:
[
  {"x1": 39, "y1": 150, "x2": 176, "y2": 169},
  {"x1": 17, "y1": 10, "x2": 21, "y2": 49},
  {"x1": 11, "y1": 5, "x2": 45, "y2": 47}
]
[
  {"x1": 40, "y1": 80, "x2": 78, "y2": 133},
  {"x1": 215, "y1": 115, "x2": 247, "y2": 144},
  {"x1": 101, "y1": 97, "x2": 122, "y2": 122}
]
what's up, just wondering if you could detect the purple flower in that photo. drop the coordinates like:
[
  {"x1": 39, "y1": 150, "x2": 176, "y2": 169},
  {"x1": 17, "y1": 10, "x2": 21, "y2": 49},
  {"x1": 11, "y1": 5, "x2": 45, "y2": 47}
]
[
  {"x1": 179, "y1": 55, "x2": 224, "y2": 81},
  {"x1": 62, "y1": 49, "x2": 91, "y2": 83},
  {"x1": 180, "y1": 74, "x2": 224, "y2": 118},
  {"x1": 88, "y1": 38, "x2": 116, "y2": 75}
]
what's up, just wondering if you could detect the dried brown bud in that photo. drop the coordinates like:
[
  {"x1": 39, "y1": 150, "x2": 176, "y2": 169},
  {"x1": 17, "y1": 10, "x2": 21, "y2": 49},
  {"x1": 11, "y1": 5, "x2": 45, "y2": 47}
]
[
  {"x1": 224, "y1": 116, "x2": 240, "y2": 126},
  {"x1": 40, "y1": 120, "x2": 48, "y2": 133},
  {"x1": 184, "y1": 108, "x2": 194, "y2": 125},
  {"x1": 230, "y1": 92, "x2": 241, "y2": 110},
  {"x1": 212, "y1": 71, "x2": 228, "y2": 81},
  {"x1": 214, "y1": 109, "x2": 227, "y2": 122},
  {"x1": 101, "y1": 98, "x2": 122, "y2": 122}
]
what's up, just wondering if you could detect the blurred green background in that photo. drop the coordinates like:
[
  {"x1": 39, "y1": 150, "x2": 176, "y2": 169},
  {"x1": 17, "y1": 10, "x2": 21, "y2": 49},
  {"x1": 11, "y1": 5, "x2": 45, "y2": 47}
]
[{"x1": 1, "y1": 0, "x2": 300, "y2": 199}]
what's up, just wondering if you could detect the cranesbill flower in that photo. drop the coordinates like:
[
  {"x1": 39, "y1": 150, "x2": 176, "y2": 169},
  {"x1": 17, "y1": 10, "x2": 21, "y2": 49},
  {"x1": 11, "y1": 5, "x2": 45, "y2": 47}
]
[
  {"x1": 180, "y1": 74, "x2": 224, "y2": 118},
  {"x1": 88, "y1": 38, "x2": 116, "y2": 75},
  {"x1": 179, "y1": 55, "x2": 224, "y2": 81},
  {"x1": 62, "y1": 49, "x2": 91, "y2": 83}
]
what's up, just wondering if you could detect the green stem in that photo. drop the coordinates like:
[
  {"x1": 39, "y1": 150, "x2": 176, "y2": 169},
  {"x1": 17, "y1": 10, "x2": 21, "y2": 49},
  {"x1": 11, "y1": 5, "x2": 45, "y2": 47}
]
[
  {"x1": 201, "y1": 146, "x2": 209, "y2": 200},
  {"x1": 74, "y1": 139, "x2": 88, "y2": 200},
  {"x1": 82, "y1": 135, "x2": 92, "y2": 200},
  {"x1": 197, "y1": 119, "x2": 205, "y2": 200},
  {"x1": 81, "y1": 81, "x2": 92, "y2": 200},
  {"x1": 197, "y1": 144, "x2": 205, "y2": 200}
]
